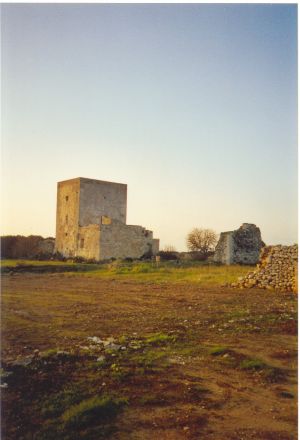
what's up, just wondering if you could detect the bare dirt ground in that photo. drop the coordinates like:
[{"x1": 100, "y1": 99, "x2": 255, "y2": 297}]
[{"x1": 1, "y1": 273, "x2": 297, "y2": 439}]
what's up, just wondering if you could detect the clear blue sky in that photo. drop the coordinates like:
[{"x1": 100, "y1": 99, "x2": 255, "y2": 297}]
[{"x1": 1, "y1": 4, "x2": 297, "y2": 250}]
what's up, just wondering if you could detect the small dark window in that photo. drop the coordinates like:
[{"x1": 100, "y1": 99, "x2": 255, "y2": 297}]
[
  {"x1": 66, "y1": 215, "x2": 68, "y2": 224},
  {"x1": 65, "y1": 233, "x2": 68, "y2": 237},
  {"x1": 65, "y1": 196, "x2": 69, "y2": 202},
  {"x1": 80, "y1": 238, "x2": 84, "y2": 249}
]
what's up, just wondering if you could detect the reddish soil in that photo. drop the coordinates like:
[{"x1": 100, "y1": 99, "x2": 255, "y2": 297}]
[{"x1": 1, "y1": 273, "x2": 297, "y2": 439}]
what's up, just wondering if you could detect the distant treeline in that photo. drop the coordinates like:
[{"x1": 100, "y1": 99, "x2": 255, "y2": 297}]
[{"x1": 1, "y1": 235, "x2": 55, "y2": 259}]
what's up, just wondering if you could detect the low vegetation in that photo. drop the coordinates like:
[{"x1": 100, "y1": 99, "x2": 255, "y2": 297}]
[
  {"x1": 1, "y1": 265, "x2": 297, "y2": 439},
  {"x1": 209, "y1": 346, "x2": 230, "y2": 356},
  {"x1": 1, "y1": 258, "x2": 252, "y2": 285},
  {"x1": 62, "y1": 395, "x2": 128, "y2": 428}
]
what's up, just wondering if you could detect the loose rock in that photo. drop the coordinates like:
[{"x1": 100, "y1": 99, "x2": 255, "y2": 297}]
[{"x1": 231, "y1": 244, "x2": 298, "y2": 293}]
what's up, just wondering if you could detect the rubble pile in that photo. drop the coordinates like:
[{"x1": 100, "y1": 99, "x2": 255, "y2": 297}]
[{"x1": 231, "y1": 244, "x2": 298, "y2": 293}]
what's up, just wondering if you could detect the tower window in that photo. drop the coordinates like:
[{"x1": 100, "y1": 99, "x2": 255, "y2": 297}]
[
  {"x1": 66, "y1": 215, "x2": 68, "y2": 224},
  {"x1": 80, "y1": 238, "x2": 84, "y2": 249},
  {"x1": 65, "y1": 233, "x2": 68, "y2": 237},
  {"x1": 65, "y1": 196, "x2": 69, "y2": 202}
]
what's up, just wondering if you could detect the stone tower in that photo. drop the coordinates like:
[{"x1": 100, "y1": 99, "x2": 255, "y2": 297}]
[{"x1": 55, "y1": 177, "x2": 159, "y2": 260}]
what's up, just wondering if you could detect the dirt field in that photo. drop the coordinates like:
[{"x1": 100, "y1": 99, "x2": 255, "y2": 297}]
[{"x1": 1, "y1": 271, "x2": 297, "y2": 440}]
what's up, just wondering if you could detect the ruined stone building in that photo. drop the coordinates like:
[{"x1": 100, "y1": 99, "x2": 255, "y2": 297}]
[
  {"x1": 55, "y1": 177, "x2": 159, "y2": 260},
  {"x1": 214, "y1": 223, "x2": 264, "y2": 265}
]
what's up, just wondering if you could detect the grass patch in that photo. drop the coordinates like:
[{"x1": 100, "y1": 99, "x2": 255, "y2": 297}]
[
  {"x1": 110, "y1": 363, "x2": 131, "y2": 382},
  {"x1": 67, "y1": 260, "x2": 252, "y2": 285},
  {"x1": 130, "y1": 348, "x2": 170, "y2": 372},
  {"x1": 42, "y1": 387, "x2": 86, "y2": 418},
  {"x1": 239, "y1": 358, "x2": 285, "y2": 383},
  {"x1": 145, "y1": 332, "x2": 176, "y2": 345},
  {"x1": 2, "y1": 258, "x2": 253, "y2": 286},
  {"x1": 239, "y1": 359, "x2": 267, "y2": 370},
  {"x1": 62, "y1": 395, "x2": 127, "y2": 429},
  {"x1": 2, "y1": 259, "x2": 252, "y2": 286},
  {"x1": 209, "y1": 346, "x2": 230, "y2": 356}
]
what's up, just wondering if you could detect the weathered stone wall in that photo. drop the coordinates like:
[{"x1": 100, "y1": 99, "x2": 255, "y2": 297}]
[
  {"x1": 79, "y1": 178, "x2": 127, "y2": 226},
  {"x1": 214, "y1": 223, "x2": 263, "y2": 265},
  {"x1": 55, "y1": 178, "x2": 80, "y2": 257},
  {"x1": 213, "y1": 232, "x2": 234, "y2": 264},
  {"x1": 55, "y1": 177, "x2": 127, "y2": 258},
  {"x1": 100, "y1": 220, "x2": 158, "y2": 260},
  {"x1": 77, "y1": 225, "x2": 100, "y2": 261},
  {"x1": 231, "y1": 244, "x2": 298, "y2": 293}
]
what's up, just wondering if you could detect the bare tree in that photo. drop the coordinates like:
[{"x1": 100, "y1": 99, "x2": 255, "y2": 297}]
[{"x1": 186, "y1": 228, "x2": 218, "y2": 255}]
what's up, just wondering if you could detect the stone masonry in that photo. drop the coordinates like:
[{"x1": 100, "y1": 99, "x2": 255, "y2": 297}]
[
  {"x1": 214, "y1": 223, "x2": 264, "y2": 265},
  {"x1": 55, "y1": 177, "x2": 159, "y2": 260},
  {"x1": 231, "y1": 244, "x2": 298, "y2": 293}
]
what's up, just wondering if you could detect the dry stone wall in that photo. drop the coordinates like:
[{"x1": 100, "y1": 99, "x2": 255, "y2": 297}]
[{"x1": 231, "y1": 244, "x2": 298, "y2": 293}]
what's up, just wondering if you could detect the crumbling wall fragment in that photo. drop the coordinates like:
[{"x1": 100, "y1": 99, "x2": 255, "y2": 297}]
[{"x1": 214, "y1": 223, "x2": 264, "y2": 265}]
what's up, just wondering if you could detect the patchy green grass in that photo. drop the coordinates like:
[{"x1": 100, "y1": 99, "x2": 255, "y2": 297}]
[
  {"x1": 239, "y1": 359, "x2": 268, "y2": 370},
  {"x1": 72, "y1": 261, "x2": 252, "y2": 286},
  {"x1": 109, "y1": 363, "x2": 132, "y2": 382},
  {"x1": 145, "y1": 332, "x2": 176, "y2": 345},
  {"x1": 209, "y1": 346, "x2": 230, "y2": 356},
  {"x1": 42, "y1": 387, "x2": 87, "y2": 418},
  {"x1": 133, "y1": 349, "x2": 169, "y2": 370},
  {"x1": 239, "y1": 358, "x2": 285, "y2": 383},
  {"x1": 62, "y1": 395, "x2": 127, "y2": 429},
  {"x1": 207, "y1": 346, "x2": 287, "y2": 384},
  {"x1": 40, "y1": 348, "x2": 60, "y2": 358},
  {"x1": 1, "y1": 258, "x2": 253, "y2": 285}
]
